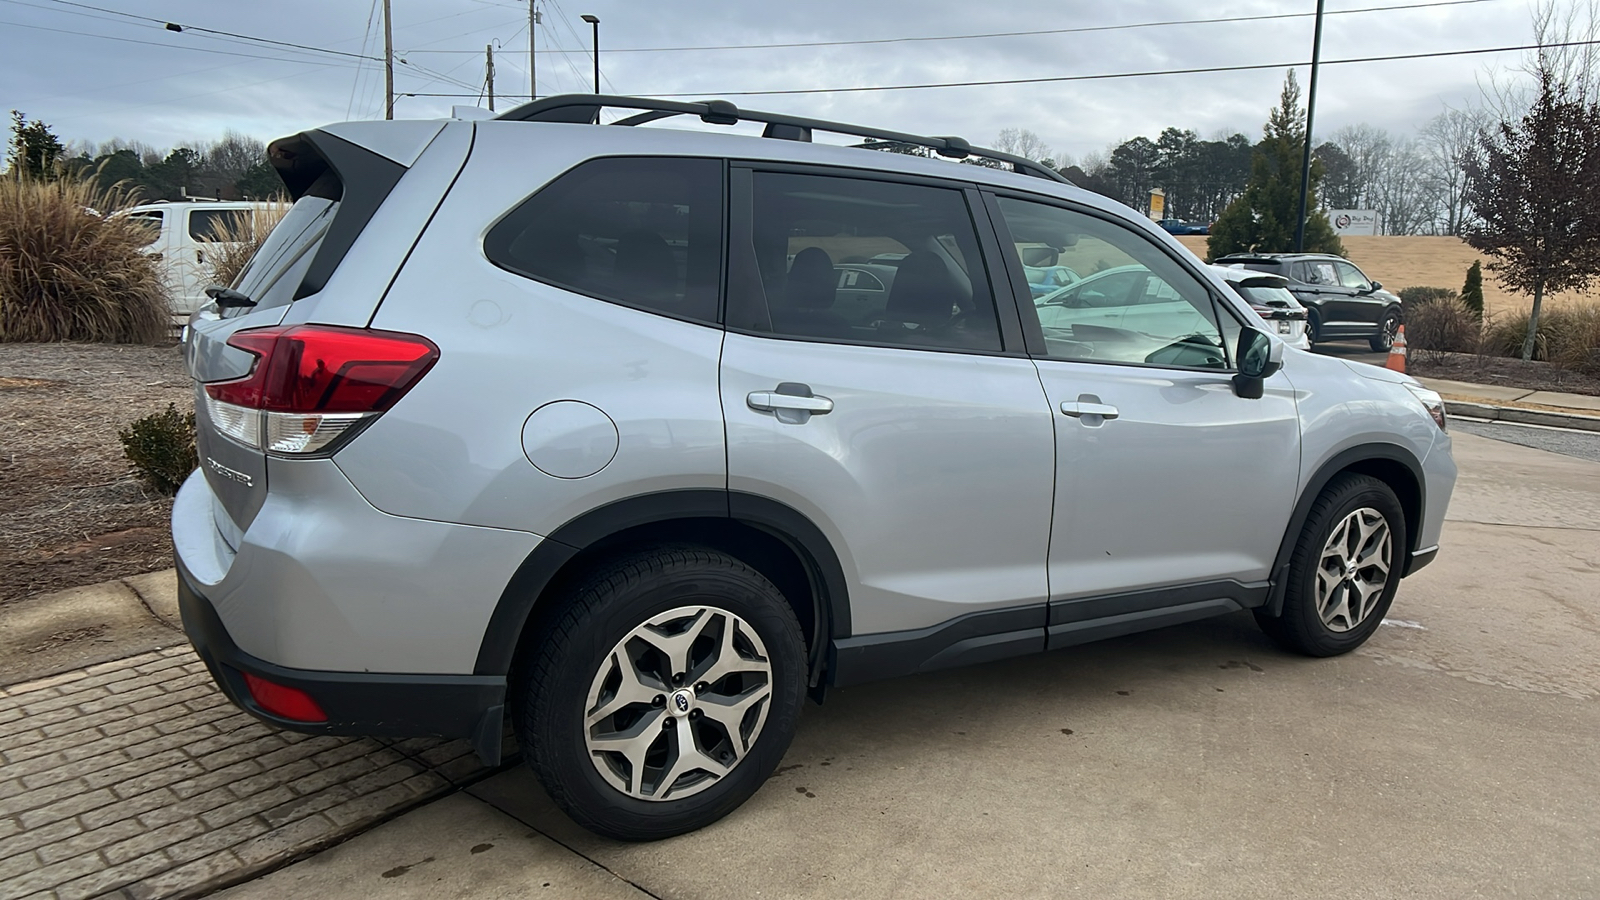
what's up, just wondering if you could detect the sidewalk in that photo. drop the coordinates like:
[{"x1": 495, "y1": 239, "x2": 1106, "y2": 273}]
[
  {"x1": 1414, "y1": 376, "x2": 1600, "y2": 432},
  {"x1": 0, "y1": 572, "x2": 500, "y2": 900}
]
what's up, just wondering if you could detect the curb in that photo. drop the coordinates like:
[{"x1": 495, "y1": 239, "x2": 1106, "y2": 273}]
[{"x1": 1443, "y1": 399, "x2": 1600, "y2": 433}]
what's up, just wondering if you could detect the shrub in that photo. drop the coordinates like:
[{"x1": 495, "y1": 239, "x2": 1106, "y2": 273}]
[
  {"x1": 1398, "y1": 286, "x2": 1456, "y2": 306},
  {"x1": 1548, "y1": 302, "x2": 1600, "y2": 376},
  {"x1": 200, "y1": 202, "x2": 286, "y2": 288},
  {"x1": 1461, "y1": 260, "x2": 1485, "y2": 319},
  {"x1": 1405, "y1": 297, "x2": 1480, "y2": 363},
  {"x1": 0, "y1": 172, "x2": 169, "y2": 342},
  {"x1": 119, "y1": 403, "x2": 196, "y2": 495}
]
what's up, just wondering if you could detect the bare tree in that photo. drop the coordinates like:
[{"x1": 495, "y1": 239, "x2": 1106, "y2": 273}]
[
  {"x1": 1463, "y1": 71, "x2": 1600, "y2": 360},
  {"x1": 1480, "y1": 0, "x2": 1600, "y2": 121},
  {"x1": 992, "y1": 128, "x2": 1054, "y2": 164},
  {"x1": 1418, "y1": 107, "x2": 1487, "y2": 235},
  {"x1": 204, "y1": 131, "x2": 266, "y2": 185}
]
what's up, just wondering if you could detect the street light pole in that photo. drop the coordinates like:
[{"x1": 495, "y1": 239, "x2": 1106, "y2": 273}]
[
  {"x1": 1294, "y1": 0, "x2": 1326, "y2": 252},
  {"x1": 581, "y1": 14, "x2": 600, "y2": 94}
]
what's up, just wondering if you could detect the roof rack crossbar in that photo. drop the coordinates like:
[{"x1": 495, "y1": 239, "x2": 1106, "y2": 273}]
[{"x1": 495, "y1": 94, "x2": 1071, "y2": 186}]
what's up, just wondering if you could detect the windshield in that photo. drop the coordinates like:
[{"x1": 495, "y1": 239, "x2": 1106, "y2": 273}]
[{"x1": 231, "y1": 196, "x2": 337, "y2": 310}]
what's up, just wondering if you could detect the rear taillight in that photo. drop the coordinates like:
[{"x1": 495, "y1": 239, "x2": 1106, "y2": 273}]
[{"x1": 204, "y1": 325, "x2": 438, "y2": 455}]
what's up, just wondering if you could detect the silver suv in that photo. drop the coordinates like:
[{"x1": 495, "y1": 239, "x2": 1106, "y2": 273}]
[{"x1": 173, "y1": 96, "x2": 1457, "y2": 842}]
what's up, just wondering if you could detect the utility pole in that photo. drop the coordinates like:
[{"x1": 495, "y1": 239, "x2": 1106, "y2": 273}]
[
  {"x1": 528, "y1": 1, "x2": 540, "y2": 101},
  {"x1": 1294, "y1": 0, "x2": 1326, "y2": 252},
  {"x1": 486, "y1": 44, "x2": 495, "y2": 111},
  {"x1": 383, "y1": 0, "x2": 394, "y2": 119}
]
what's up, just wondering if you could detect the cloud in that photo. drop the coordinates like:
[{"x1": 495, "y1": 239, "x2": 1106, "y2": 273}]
[{"x1": 3, "y1": 0, "x2": 1534, "y2": 155}]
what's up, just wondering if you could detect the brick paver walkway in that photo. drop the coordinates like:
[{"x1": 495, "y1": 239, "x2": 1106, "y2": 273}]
[{"x1": 0, "y1": 647, "x2": 494, "y2": 900}]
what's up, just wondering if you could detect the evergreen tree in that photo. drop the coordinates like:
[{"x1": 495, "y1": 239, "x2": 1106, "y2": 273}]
[
  {"x1": 1207, "y1": 72, "x2": 1345, "y2": 260},
  {"x1": 1460, "y1": 259, "x2": 1485, "y2": 319},
  {"x1": 6, "y1": 110, "x2": 65, "y2": 179}
]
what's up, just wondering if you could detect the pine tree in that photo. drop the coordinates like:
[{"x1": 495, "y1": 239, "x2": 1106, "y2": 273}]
[
  {"x1": 1207, "y1": 72, "x2": 1345, "y2": 260},
  {"x1": 6, "y1": 110, "x2": 65, "y2": 179},
  {"x1": 1460, "y1": 259, "x2": 1485, "y2": 319}
]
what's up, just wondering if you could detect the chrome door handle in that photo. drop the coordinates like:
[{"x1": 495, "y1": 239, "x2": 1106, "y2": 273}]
[
  {"x1": 747, "y1": 391, "x2": 833, "y2": 413},
  {"x1": 1061, "y1": 401, "x2": 1119, "y2": 419}
]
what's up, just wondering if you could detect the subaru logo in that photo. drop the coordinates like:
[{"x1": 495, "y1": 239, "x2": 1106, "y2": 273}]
[{"x1": 674, "y1": 692, "x2": 691, "y2": 713}]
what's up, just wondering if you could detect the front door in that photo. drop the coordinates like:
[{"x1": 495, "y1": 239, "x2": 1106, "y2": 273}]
[
  {"x1": 721, "y1": 168, "x2": 1056, "y2": 642},
  {"x1": 989, "y1": 195, "x2": 1301, "y2": 646}
]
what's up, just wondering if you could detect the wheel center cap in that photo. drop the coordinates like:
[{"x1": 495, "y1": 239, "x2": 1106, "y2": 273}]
[
  {"x1": 1344, "y1": 561, "x2": 1359, "y2": 580},
  {"x1": 668, "y1": 689, "x2": 695, "y2": 717}
]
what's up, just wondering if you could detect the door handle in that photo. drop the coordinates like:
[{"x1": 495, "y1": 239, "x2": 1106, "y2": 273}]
[
  {"x1": 747, "y1": 391, "x2": 834, "y2": 414},
  {"x1": 1061, "y1": 401, "x2": 1119, "y2": 419}
]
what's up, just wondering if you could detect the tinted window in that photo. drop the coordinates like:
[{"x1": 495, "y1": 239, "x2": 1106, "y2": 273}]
[
  {"x1": 485, "y1": 157, "x2": 723, "y2": 324},
  {"x1": 734, "y1": 172, "x2": 1002, "y2": 352},
  {"x1": 189, "y1": 208, "x2": 250, "y2": 241},
  {"x1": 1304, "y1": 261, "x2": 1339, "y2": 285},
  {"x1": 234, "y1": 196, "x2": 336, "y2": 310},
  {"x1": 1335, "y1": 261, "x2": 1371, "y2": 291},
  {"x1": 997, "y1": 197, "x2": 1229, "y2": 369}
]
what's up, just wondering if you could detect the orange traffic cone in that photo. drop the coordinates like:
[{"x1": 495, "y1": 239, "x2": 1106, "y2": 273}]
[{"x1": 1385, "y1": 324, "x2": 1407, "y2": 374}]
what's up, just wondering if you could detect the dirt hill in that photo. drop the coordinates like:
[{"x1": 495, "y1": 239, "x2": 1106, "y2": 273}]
[{"x1": 1173, "y1": 234, "x2": 1596, "y2": 317}]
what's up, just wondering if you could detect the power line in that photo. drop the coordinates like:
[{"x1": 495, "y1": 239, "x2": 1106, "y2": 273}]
[
  {"x1": 402, "y1": 0, "x2": 1505, "y2": 55},
  {"x1": 0, "y1": 18, "x2": 365, "y2": 65},
  {"x1": 648, "y1": 39, "x2": 1600, "y2": 97},
  {"x1": 396, "y1": 38, "x2": 1600, "y2": 100},
  {"x1": 36, "y1": 0, "x2": 384, "y2": 61}
]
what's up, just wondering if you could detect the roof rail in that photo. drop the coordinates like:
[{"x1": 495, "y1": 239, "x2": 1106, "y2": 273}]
[{"x1": 494, "y1": 94, "x2": 1072, "y2": 186}]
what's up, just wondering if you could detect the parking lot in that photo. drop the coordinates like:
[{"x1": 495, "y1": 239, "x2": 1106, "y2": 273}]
[{"x1": 214, "y1": 427, "x2": 1600, "y2": 900}]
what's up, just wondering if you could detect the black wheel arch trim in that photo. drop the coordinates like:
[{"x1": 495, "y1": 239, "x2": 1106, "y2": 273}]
[
  {"x1": 472, "y1": 490, "x2": 852, "y2": 677},
  {"x1": 1263, "y1": 443, "x2": 1427, "y2": 617}
]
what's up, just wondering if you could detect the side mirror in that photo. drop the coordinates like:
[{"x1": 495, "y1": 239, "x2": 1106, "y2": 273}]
[
  {"x1": 1371, "y1": 280, "x2": 1382, "y2": 291},
  {"x1": 1232, "y1": 327, "x2": 1284, "y2": 399}
]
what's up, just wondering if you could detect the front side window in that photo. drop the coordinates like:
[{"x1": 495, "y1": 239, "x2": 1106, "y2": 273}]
[
  {"x1": 126, "y1": 211, "x2": 164, "y2": 245},
  {"x1": 484, "y1": 157, "x2": 723, "y2": 324},
  {"x1": 735, "y1": 172, "x2": 1002, "y2": 352},
  {"x1": 1335, "y1": 261, "x2": 1371, "y2": 291},
  {"x1": 996, "y1": 197, "x2": 1230, "y2": 369}
]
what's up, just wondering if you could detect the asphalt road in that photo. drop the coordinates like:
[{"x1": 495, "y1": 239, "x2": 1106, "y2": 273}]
[{"x1": 222, "y1": 430, "x2": 1600, "y2": 900}]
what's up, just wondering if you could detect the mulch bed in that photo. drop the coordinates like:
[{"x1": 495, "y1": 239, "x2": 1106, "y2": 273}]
[
  {"x1": 0, "y1": 342, "x2": 189, "y2": 605},
  {"x1": 1408, "y1": 351, "x2": 1600, "y2": 397}
]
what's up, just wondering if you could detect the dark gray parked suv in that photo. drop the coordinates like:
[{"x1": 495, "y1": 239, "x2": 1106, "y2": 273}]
[{"x1": 1214, "y1": 253, "x2": 1403, "y2": 351}]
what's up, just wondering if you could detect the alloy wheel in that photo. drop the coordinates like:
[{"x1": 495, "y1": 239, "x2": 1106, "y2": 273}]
[
  {"x1": 1315, "y1": 507, "x2": 1392, "y2": 632},
  {"x1": 583, "y1": 605, "x2": 773, "y2": 801}
]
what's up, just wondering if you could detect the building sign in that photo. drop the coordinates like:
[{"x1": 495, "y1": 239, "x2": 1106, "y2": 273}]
[
  {"x1": 1330, "y1": 209, "x2": 1380, "y2": 236},
  {"x1": 1148, "y1": 188, "x2": 1165, "y2": 221}
]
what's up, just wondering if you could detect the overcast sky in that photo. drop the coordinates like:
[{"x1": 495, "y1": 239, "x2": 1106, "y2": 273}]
[{"x1": 1, "y1": 0, "x2": 1543, "y2": 161}]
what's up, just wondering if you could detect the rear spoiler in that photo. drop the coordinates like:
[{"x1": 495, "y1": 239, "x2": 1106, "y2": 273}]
[{"x1": 265, "y1": 131, "x2": 407, "y2": 300}]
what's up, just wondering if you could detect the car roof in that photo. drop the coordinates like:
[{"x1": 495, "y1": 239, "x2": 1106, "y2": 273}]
[{"x1": 1207, "y1": 264, "x2": 1291, "y2": 287}]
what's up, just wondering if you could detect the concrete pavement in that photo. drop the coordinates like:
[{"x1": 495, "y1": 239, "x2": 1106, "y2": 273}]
[{"x1": 215, "y1": 430, "x2": 1600, "y2": 899}]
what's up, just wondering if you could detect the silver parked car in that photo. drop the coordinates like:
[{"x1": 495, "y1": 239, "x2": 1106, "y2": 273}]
[{"x1": 172, "y1": 95, "x2": 1456, "y2": 842}]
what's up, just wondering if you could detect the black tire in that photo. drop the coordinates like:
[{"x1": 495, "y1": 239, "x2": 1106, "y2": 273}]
[
  {"x1": 514, "y1": 546, "x2": 806, "y2": 841},
  {"x1": 1369, "y1": 309, "x2": 1400, "y2": 352},
  {"x1": 1255, "y1": 473, "x2": 1408, "y2": 657},
  {"x1": 1305, "y1": 310, "x2": 1321, "y2": 347}
]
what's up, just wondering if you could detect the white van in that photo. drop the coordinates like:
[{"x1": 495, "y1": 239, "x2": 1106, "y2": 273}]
[{"x1": 124, "y1": 200, "x2": 277, "y2": 317}]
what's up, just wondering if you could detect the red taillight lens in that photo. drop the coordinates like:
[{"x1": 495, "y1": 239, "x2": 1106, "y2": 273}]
[
  {"x1": 203, "y1": 325, "x2": 438, "y2": 455},
  {"x1": 243, "y1": 672, "x2": 328, "y2": 723},
  {"x1": 207, "y1": 325, "x2": 439, "y2": 413}
]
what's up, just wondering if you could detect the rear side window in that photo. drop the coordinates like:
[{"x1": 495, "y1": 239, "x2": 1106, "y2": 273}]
[
  {"x1": 189, "y1": 208, "x2": 249, "y2": 241},
  {"x1": 485, "y1": 157, "x2": 723, "y2": 325},
  {"x1": 126, "y1": 211, "x2": 163, "y2": 245}
]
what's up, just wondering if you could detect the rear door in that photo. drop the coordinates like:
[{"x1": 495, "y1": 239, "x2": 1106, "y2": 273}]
[
  {"x1": 720, "y1": 166, "x2": 1055, "y2": 643},
  {"x1": 1335, "y1": 260, "x2": 1386, "y2": 328}
]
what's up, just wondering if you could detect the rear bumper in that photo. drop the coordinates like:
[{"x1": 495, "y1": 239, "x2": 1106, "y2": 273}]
[{"x1": 176, "y1": 562, "x2": 506, "y2": 763}]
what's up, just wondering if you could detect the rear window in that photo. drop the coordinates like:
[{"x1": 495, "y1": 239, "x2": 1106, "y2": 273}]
[
  {"x1": 126, "y1": 211, "x2": 163, "y2": 245},
  {"x1": 1237, "y1": 284, "x2": 1299, "y2": 308},
  {"x1": 230, "y1": 196, "x2": 337, "y2": 311},
  {"x1": 484, "y1": 157, "x2": 724, "y2": 325}
]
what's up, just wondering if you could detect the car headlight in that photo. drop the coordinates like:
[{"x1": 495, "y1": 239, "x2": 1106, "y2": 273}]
[{"x1": 1404, "y1": 384, "x2": 1447, "y2": 431}]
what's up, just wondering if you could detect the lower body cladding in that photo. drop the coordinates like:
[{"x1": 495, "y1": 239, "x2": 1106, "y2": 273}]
[{"x1": 171, "y1": 461, "x2": 537, "y2": 765}]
